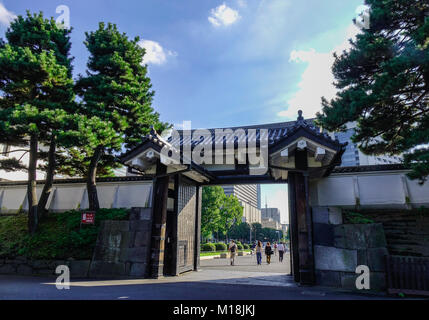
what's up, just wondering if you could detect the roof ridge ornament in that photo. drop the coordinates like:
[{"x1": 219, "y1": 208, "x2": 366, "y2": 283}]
[{"x1": 296, "y1": 110, "x2": 307, "y2": 126}]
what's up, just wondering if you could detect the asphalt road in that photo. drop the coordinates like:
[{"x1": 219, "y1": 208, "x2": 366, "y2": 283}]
[
  {"x1": 0, "y1": 274, "x2": 391, "y2": 300},
  {"x1": 0, "y1": 253, "x2": 397, "y2": 300}
]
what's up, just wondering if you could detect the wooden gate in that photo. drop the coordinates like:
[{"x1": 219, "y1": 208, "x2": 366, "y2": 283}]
[
  {"x1": 386, "y1": 255, "x2": 429, "y2": 296},
  {"x1": 177, "y1": 178, "x2": 197, "y2": 273}
]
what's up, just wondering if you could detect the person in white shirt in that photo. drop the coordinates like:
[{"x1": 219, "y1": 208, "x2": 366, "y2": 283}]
[{"x1": 278, "y1": 242, "x2": 285, "y2": 262}]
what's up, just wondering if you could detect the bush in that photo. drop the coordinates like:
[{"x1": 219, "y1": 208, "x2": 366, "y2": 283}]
[
  {"x1": 237, "y1": 243, "x2": 244, "y2": 250},
  {"x1": 243, "y1": 244, "x2": 250, "y2": 249},
  {"x1": 0, "y1": 208, "x2": 129, "y2": 260},
  {"x1": 214, "y1": 242, "x2": 227, "y2": 251},
  {"x1": 201, "y1": 243, "x2": 216, "y2": 252},
  {"x1": 344, "y1": 211, "x2": 375, "y2": 224}
]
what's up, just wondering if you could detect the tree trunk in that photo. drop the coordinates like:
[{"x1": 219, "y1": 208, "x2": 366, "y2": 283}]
[
  {"x1": 37, "y1": 136, "x2": 56, "y2": 218},
  {"x1": 87, "y1": 145, "x2": 103, "y2": 211},
  {"x1": 28, "y1": 135, "x2": 38, "y2": 235}
]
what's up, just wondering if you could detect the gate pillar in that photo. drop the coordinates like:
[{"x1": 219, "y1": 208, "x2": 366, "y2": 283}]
[
  {"x1": 148, "y1": 161, "x2": 169, "y2": 278},
  {"x1": 288, "y1": 172, "x2": 315, "y2": 285}
]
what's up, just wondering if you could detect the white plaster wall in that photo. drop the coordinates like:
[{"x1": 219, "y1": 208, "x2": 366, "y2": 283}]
[
  {"x1": 310, "y1": 170, "x2": 429, "y2": 209},
  {"x1": 0, "y1": 181, "x2": 153, "y2": 213}
]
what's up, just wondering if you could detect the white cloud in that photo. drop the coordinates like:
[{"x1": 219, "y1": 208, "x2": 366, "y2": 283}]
[
  {"x1": 0, "y1": 3, "x2": 16, "y2": 26},
  {"x1": 277, "y1": 24, "x2": 361, "y2": 119},
  {"x1": 138, "y1": 40, "x2": 177, "y2": 65},
  {"x1": 237, "y1": 0, "x2": 247, "y2": 8},
  {"x1": 208, "y1": 3, "x2": 240, "y2": 27}
]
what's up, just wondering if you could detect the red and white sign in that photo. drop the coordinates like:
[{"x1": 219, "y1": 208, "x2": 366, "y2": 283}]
[{"x1": 81, "y1": 212, "x2": 95, "y2": 224}]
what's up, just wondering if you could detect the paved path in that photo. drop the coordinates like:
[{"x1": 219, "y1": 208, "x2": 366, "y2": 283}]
[{"x1": 0, "y1": 252, "x2": 400, "y2": 300}]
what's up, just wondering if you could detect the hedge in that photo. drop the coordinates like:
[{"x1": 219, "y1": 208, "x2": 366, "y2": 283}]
[
  {"x1": 243, "y1": 244, "x2": 250, "y2": 249},
  {"x1": 214, "y1": 242, "x2": 227, "y2": 251},
  {"x1": 201, "y1": 243, "x2": 216, "y2": 252},
  {"x1": 0, "y1": 208, "x2": 129, "y2": 260},
  {"x1": 237, "y1": 243, "x2": 244, "y2": 250}
]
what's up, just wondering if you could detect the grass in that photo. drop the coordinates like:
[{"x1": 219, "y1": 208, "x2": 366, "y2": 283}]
[{"x1": 0, "y1": 208, "x2": 129, "y2": 260}]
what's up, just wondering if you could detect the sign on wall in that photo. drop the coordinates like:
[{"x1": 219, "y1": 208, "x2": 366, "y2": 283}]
[{"x1": 81, "y1": 211, "x2": 96, "y2": 225}]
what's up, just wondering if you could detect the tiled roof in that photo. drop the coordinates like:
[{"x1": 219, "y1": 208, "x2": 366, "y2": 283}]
[{"x1": 331, "y1": 164, "x2": 407, "y2": 173}]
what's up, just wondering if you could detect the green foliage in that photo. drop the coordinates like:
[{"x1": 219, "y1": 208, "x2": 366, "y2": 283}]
[
  {"x1": 201, "y1": 243, "x2": 216, "y2": 252},
  {"x1": 201, "y1": 186, "x2": 243, "y2": 240},
  {"x1": 0, "y1": 208, "x2": 129, "y2": 259},
  {"x1": 214, "y1": 242, "x2": 227, "y2": 251},
  {"x1": 228, "y1": 222, "x2": 251, "y2": 241},
  {"x1": 75, "y1": 22, "x2": 169, "y2": 209},
  {"x1": 243, "y1": 244, "x2": 250, "y2": 249},
  {"x1": 236, "y1": 243, "x2": 244, "y2": 250},
  {"x1": 344, "y1": 211, "x2": 375, "y2": 224},
  {"x1": 316, "y1": 0, "x2": 429, "y2": 184}
]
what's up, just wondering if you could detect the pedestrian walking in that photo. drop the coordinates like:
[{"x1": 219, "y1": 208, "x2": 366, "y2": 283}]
[
  {"x1": 278, "y1": 242, "x2": 285, "y2": 262},
  {"x1": 255, "y1": 240, "x2": 263, "y2": 265},
  {"x1": 273, "y1": 242, "x2": 278, "y2": 256},
  {"x1": 250, "y1": 241, "x2": 256, "y2": 256},
  {"x1": 265, "y1": 242, "x2": 273, "y2": 264},
  {"x1": 228, "y1": 240, "x2": 237, "y2": 266}
]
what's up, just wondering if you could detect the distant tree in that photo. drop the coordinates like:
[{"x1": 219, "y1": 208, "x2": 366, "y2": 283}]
[
  {"x1": 228, "y1": 222, "x2": 250, "y2": 242},
  {"x1": 201, "y1": 186, "x2": 224, "y2": 240},
  {"x1": 219, "y1": 195, "x2": 243, "y2": 240},
  {"x1": 76, "y1": 22, "x2": 168, "y2": 210},
  {"x1": 317, "y1": 0, "x2": 429, "y2": 183}
]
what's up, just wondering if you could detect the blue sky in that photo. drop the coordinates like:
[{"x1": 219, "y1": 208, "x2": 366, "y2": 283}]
[{"x1": 0, "y1": 0, "x2": 365, "y2": 222}]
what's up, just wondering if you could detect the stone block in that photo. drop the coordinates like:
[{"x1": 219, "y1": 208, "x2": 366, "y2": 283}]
[
  {"x1": 238, "y1": 251, "x2": 244, "y2": 256},
  {"x1": 220, "y1": 253, "x2": 227, "y2": 258},
  {"x1": 16, "y1": 264, "x2": 33, "y2": 275},
  {"x1": 70, "y1": 260, "x2": 91, "y2": 278},
  {"x1": 0, "y1": 264, "x2": 16, "y2": 274},
  {"x1": 314, "y1": 245, "x2": 357, "y2": 272},
  {"x1": 130, "y1": 220, "x2": 151, "y2": 232},
  {"x1": 334, "y1": 225, "x2": 368, "y2": 249},
  {"x1": 119, "y1": 231, "x2": 132, "y2": 249},
  {"x1": 340, "y1": 271, "x2": 386, "y2": 292},
  {"x1": 340, "y1": 272, "x2": 359, "y2": 290},
  {"x1": 315, "y1": 270, "x2": 341, "y2": 287},
  {"x1": 367, "y1": 247, "x2": 388, "y2": 272},
  {"x1": 313, "y1": 223, "x2": 334, "y2": 246},
  {"x1": 89, "y1": 261, "x2": 126, "y2": 278},
  {"x1": 312, "y1": 207, "x2": 329, "y2": 224},
  {"x1": 367, "y1": 223, "x2": 387, "y2": 248},
  {"x1": 129, "y1": 263, "x2": 147, "y2": 276},
  {"x1": 328, "y1": 207, "x2": 343, "y2": 225},
  {"x1": 109, "y1": 221, "x2": 130, "y2": 233},
  {"x1": 130, "y1": 207, "x2": 152, "y2": 221},
  {"x1": 31, "y1": 260, "x2": 50, "y2": 269},
  {"x1": 357, "y1": 249, "x2": 368, "y2": 266},
  {"x1": 92, "y1": 245, "x2": 121, "y2": 263},
  {"x1": 134, "y1": 231, "x2": 151, "y2": 247},
  {"x1": 369, "y1": 272, "x2": 386, "y2": 291},
  {"x1": 125, "y1": 247, "x2": 149, "y2": 263}
]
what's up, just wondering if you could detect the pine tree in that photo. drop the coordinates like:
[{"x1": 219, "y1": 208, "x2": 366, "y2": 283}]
[
  {"x1": 0, "y1": 12, "x2": 75, "y2": 233},
  {"x1": 77, "y1": 22, "x2": 168, "y2": 210},
  {"x1": 316, "y1": 0, "x2": 429, "y2": 183}
]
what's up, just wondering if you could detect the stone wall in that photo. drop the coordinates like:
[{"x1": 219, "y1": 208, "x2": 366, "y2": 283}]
[
  {"x1": 89, "y1": 207, "x2": 153, "y2": 278},
  {"x1": 312, "y1": 207, "x2": 388, "y2": 291},
  {"x1": 0, "y1": 207, "x2": 153, "y2": 279},
  {"x1": 0, "y1": 257, "x2": 91, "y2": 278}
]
